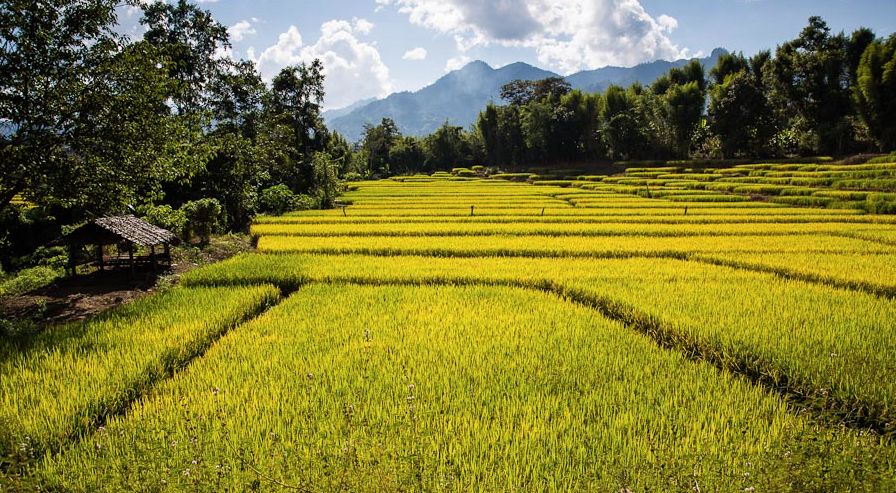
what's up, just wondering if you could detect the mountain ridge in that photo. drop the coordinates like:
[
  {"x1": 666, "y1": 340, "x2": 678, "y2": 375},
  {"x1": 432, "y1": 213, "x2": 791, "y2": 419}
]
[{"x1": 330, "y1": 49, "x2": 728, "y2": 142}]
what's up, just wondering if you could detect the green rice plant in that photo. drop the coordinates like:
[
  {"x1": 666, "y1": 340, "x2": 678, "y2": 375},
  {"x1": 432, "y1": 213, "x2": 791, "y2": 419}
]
[
  {"x1": 249, "y1": 221, "x2": 893, "y2": 239},
  {"x1": 489, "y1": 173, "x2": 531, "y2": 181},
  {"x1": 695, "y1": 252, "x2": 896, "y2": 298},
  {"x1": 0, "y1": 285, "x2": 280, "y2": 462},
  {"x1": 777, "y1": 187, "x2": 817, "y2": 196},
  {"x1": 34, "y1": 284, "x2": 896, "y2": 491},
  {"x1": 834, "y1": 179, "x2": 896, "y2": 192},
  {"x1": 183, "y1": 254, "x2": 896, "y2": 434},
  {"x1": 770, "y1": 196, "x2": 835, "y2": 207},
  {"x1": 814, "y1": 191, "x2": 870, "y2": 200},
  {"x1": 663, "y1": 194, "x2": 751, "y2": 202},
  {"x1": 254, "y1": 233, "x2": 888, "y2": 257}
]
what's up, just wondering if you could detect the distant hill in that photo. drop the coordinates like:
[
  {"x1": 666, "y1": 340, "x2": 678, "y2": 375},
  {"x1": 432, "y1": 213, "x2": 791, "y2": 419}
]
[
  {"x1": 565, "y1": 48, "x2": 729, "y2": 93},
  {"x1": 322, "y1": 98, "x2": 378, "y2": 125},
  {"x1": 329, "y1": 49, "x2": 728, "y2": 142}
]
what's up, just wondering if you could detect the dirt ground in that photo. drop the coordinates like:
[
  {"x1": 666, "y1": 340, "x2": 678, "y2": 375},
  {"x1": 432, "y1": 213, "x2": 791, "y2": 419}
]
[{"x1": 0, "y1": 234, "x2": 252, "y2": 327}]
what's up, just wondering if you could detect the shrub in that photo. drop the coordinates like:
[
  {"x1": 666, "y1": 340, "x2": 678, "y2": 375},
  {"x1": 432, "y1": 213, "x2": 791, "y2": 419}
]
[
  {"x1": 293, "y1": 194, "x2": 318, "y2": 211},
  {"x1": 257, "y1": 185, "x2": 299, "y2": 216},
  {"x1": 140, "y1": 204, "x2": 187, "y2": 237},
  {"x1": 181, "y1": 198, "x2": 223, "y2": 244},
  {"x1": 451, "y1": 168, "x2": 477, "y2": 178},
  {"x1": 0, "y1": 266, "x2": 61, "y2": 297}
]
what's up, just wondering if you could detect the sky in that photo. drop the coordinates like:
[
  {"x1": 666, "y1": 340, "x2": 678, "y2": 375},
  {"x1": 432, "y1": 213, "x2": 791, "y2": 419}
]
[{"x1": 122, "y1": 0, "x2": 896, "y2": 110}]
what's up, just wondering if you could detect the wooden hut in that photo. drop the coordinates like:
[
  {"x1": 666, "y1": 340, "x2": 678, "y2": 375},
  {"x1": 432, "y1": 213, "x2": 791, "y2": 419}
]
[{"x1": 63, "y1": 215, "x2": 180, "y2": 275}]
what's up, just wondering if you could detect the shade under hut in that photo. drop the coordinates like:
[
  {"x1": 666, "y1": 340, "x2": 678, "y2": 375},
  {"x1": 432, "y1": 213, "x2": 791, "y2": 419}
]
[{"x1": 62, "y1": 215, "x2": 180, "y2": 275}]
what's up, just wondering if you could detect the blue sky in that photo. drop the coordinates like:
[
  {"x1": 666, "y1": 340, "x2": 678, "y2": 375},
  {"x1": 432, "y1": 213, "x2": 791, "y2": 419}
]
[{"x1": 123, "y1": 0, "x2": 896, "y2": 110}]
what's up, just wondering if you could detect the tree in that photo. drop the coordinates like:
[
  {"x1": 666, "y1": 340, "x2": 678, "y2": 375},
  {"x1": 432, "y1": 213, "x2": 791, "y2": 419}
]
[
  {"x1": 185, "y1": 60, "x2": 269, "y2": 229},
  {"x1": 710, "y1": 52, "x2": 750, "y2": 86},
  {"x1": 500, "y1": 77, "x2": 571, "y2": 105},
  {"x1": 854, "y1": 35, "x2": 896, "y2": 151},
  {"x1": 140, "y1": 0, "x2": 230, "y2": 114},
  {"x1": 767, "y1": 17, "x2": 854, "y2": 154},
  {"x1": 424, "y1": 122, "x2": 470, "y2": 170},
  {"x1": 0, "y1": 1, "x2": 208, "y2": 215},
  {"x1": 361, "y1": 118, "x2": 401, "y2": 175},
  {"x1": 651, "y1": 62, "x2": 707, "y2": 158},
  {"x1": 709, "y1": 71, "x2": 775, "y2": 157},
  {"x1": 0, "y1": 0, "x2": 119, "y2": 211},
  {"x1": 389, "y1": 136, "x2": 426, "y2": 174},
  {"x1": 262, "y1": 61, "x2": 328, "y2": 192}
]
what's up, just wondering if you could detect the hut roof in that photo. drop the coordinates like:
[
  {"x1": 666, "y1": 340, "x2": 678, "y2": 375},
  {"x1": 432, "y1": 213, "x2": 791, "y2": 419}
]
[{"x1": 64, "y1": 215, "x2": 179, "y2": 247}]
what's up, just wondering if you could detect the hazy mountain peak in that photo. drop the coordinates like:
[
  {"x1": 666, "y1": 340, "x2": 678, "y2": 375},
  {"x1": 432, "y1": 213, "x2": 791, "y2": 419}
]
[{"x1": 329, "y1": 49, "x2": 727, "y2": 141}]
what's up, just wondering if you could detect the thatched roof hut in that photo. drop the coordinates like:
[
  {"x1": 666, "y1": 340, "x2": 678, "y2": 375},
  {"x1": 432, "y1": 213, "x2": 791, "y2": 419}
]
[{"x1": 63, "y1": 215, "x2": 180, "y2": 274}]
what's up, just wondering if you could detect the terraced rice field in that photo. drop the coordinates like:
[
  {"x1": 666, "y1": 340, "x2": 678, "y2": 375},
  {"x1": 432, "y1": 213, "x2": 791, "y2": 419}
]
[{"x1": 4, "y1": 176, "x2": 896, "y2": 491}]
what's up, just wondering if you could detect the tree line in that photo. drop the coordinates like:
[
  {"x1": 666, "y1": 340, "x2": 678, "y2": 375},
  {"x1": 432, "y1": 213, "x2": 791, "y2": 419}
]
[
  {"x1": 0, "y1": 0, "x2": 346, "y2": 268},
  {"x1": 358, "y1": 17, "x2": 896, "y2": 173}
]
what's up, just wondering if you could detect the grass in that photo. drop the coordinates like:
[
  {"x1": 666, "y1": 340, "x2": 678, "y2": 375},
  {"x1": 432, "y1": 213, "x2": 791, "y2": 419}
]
[
  {"x1": 0, "y1": 266, "x2": 63, "y2": 297},
  {"x1": 0, "y1": 285, "x2": 279, "y2": 465},
  {"x1": 33, "y1": 285, "x2": 896, "y2": 491},
  {"x1": 7, "y1": 170, "x2": 896, "y2": 489}
]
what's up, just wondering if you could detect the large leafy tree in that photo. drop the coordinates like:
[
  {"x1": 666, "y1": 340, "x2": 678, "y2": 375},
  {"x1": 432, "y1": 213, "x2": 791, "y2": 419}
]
[
  {"x1": 361, "y1": 117, "x2": 401, "y2": 175},
  {"x1": 0, "y1": 0, "x2": 120, "y2": 210},
  {"x1": 767, "y1": 17, "x2": 857, "y2": 154},
  {"x1": 179, "y1": 60, "x2": 270, "y2": 228},
  {"x1": 708, "y1": 52, "x2": 775, "y2": 157},
  {"x1": 651, "y1": 61, "x2": 707, "y2": 158},
  {"x1": 140, "y1": 0, "x2": 229, "y2": 114},
  {"x1": 0, "y1": 0, "x2": 206, "y2": 215},
  {"x1": 262, "y1": 61, "x2": 329, "y2": 192},
  {"x1": 854, "y1": 35, "x2": 896, "y2": 151}
]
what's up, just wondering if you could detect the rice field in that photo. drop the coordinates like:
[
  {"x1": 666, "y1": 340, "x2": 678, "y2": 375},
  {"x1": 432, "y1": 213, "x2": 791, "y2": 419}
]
[{"x1": 4, "y1": 173, "x2": 896, "y2": 490}]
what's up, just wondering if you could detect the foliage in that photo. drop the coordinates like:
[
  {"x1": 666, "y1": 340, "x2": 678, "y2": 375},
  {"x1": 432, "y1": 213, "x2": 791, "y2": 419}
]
[
  {"x1": 853, "y1": 35, "x2": 896, "y2": 151},
  {"x1": 181, "y1": 198, "x2": 223, "y2": 244},
  {"x1": 0, "y1": 265, "x2": 61, "y2": 297},
  {"x1": 140, "y1": 204, "x2": 188, "y2": 237},
  {"x1": 256, "y1": 184, "x2": 299, "y2": 216}
]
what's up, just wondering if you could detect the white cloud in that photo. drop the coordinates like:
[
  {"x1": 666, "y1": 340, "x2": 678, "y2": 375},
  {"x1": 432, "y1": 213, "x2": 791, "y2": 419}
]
[
  {"x1": 353, "y1": 18, "x2": 375, "y2": 35},
  {"x1": 402, "y1": 47, "x2": 428, "y2": 60},
  {"x1": 228, "y1": 19, "x2": 257, "y2": 42},
  {"x1": 377, "y1": 0, "x2": 690, "y2": 73},
  {"x1": 253, "y1": 19, "x2": 392, "y2": 109},
  {"x1": 445, "y1": 55, "x2": 471, "y2": 72}
]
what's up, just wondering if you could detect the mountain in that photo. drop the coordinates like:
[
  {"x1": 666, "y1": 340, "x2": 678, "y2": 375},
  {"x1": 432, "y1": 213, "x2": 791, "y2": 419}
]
[
  {"x1": 322, "y1": 97, "x2": 378, "y2": 125},
  {"x1": 565, "y1": 48, "x2": 729, "y2": 93},
  {"x1": 330, "y1": 49, "x2": 728, "y2": 142},
  {"x1": 329, "y1": 60, "x2": 558, "y2": 141}
]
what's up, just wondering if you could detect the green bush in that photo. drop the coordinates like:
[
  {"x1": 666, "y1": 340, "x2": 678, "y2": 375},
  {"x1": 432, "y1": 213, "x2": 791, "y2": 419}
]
[
  {"x1": 257, "y1": 185, "x2": 299, "y2": 216},
  {"x1": 140, "y1": 204, "x2": 187, "y2": 237},
  {"x1": 0, "y1": 266, "x2": 61, "y2": 297},
  {"x1": 451, "y1": 168, "x2": 477, "y2": 178},
  {"x1": 181, "y1": 198, "x2": 223, "y2": 244}
]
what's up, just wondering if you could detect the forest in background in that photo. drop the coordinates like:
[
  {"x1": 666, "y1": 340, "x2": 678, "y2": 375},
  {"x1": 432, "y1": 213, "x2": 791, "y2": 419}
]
[{"x1": 361, "y1": 17, "x2": 896, "y2": 174}]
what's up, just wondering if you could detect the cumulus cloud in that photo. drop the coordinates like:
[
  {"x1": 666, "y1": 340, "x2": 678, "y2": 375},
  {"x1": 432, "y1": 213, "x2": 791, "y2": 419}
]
[
  {"x1": 403, "y1": 47, "x2": 428, "y2": 60},
  {"x1": 377, "y1": 0, "x2": 689, "y2": 73},
  {"x1": 228, "y1": 19, "x2": 257, "y2": 42},
  {"x1": 252, "y1": 19, "x2": 392, "y2": 109}
]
